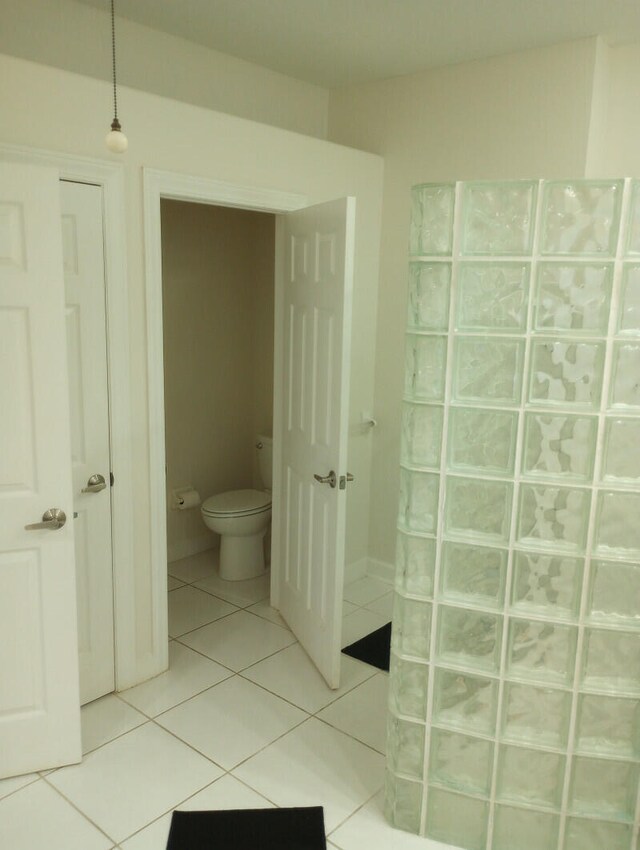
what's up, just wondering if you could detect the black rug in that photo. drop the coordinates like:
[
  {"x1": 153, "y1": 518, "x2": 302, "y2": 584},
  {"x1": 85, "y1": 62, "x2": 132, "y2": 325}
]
[
  {"x1": 342, "y1": 622, "x2": 391, "y2": 671},
  {"x1": 166, "y1": 807, "x2": 326, "y2": 850}
]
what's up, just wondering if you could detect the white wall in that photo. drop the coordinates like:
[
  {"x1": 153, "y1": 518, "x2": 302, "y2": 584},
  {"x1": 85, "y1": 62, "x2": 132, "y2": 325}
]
[
  {"x1": 0, "y1": 0, "x2": 329, "y2": 139},
  {"x1": 328, "y1": 37, "x2": 601, "y2": 566},
  {"x1": 0, "y1": 52, "x2": 383, "y2": 684},
  {"x1": 161, "y1": 201, "x2": 275, "y2": 563}
]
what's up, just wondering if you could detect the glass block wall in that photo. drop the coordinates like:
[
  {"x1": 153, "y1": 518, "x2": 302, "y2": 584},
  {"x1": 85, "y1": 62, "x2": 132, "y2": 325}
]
[{"x1": 386, "y1": 179, "x2": 640, "y2": 850}]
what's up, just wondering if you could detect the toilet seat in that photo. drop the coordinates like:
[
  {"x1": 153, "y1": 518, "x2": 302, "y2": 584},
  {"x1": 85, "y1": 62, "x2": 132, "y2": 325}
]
[{"x1": 202, "y1": 488, "x2": 271, "y2": 518}]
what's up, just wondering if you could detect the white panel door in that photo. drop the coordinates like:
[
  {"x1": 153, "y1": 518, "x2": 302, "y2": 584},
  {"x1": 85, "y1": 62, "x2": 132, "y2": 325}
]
[
  {"x1": 0, "y1": 163, "x2": 81, "y2": 778},
  {"x1": 275, "y1": 197, "x2": 356, "y2": 688},
  {"x1": 61, "y1": 180, "x2": 114, "y2": 706}
]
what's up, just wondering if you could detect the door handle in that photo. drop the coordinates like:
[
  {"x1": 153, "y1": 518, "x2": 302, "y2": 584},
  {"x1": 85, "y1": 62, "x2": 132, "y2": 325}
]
[
  {"x1": 314, "y1": 470, "x2": 337, "y2": 489},
  {"x1": 82, "y1": 473, "x2": 107, "y2": 493},
  {"x1": 25, "y1": 508, "x2": 67, "y2": 530}
]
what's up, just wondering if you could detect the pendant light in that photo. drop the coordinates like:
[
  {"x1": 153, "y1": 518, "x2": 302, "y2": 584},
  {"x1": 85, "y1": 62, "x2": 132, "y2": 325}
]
[{"x1": 105, "y1": 0, "x2": 128, "y2": 153}]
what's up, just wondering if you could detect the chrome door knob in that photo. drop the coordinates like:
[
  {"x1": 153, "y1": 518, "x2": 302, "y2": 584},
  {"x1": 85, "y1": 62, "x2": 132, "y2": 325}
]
[
  {"x1": 82, "y1": 473, "x2": 107, "y2": 493},
  {"x1": 314, "y1": 470, "x2": 337, "y2": 489},
  {"x1": 25, "y1": 508, "x2": 67, "y2": 530}
]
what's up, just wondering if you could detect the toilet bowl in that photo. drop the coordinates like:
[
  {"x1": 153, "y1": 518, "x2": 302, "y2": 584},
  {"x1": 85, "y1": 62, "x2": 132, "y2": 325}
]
[
  {"x1": 201, "y1": 436, "x2": 273, "y2": 581},
  {"x1": 201, "y1": 489, "x2": 271, "y2": 581}
]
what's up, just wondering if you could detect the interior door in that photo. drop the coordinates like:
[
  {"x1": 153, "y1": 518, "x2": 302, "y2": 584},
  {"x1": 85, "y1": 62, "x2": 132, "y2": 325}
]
[
  {"x1": 275, "y1": 197, "x2": 356, "y2": 688},
  {"x1": 61, "y1": 180, "x2": 115, "y2": 705},
  {"x1": 0, "y1": 162, "x2": 81, "y2": 778}
]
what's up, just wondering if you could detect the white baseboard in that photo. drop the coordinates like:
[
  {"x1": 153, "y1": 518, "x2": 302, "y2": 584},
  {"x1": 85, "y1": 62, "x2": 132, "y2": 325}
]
[
  {"x1": 366, "y1": 557, "x2": 395, "y2": 586},
  {"x1": 167, "y1": 534, "x2": 218, "y2": 565},
  {"x1": 344, "y1": 557, "x2": 369, "y2": 585},
  {"x1": 344, "y1": 556, "x2": 395, "y2": 587}
]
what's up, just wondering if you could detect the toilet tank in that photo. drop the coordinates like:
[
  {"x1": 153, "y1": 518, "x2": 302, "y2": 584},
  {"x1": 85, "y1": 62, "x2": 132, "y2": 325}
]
[{"x1": 257, "y1": 435, "x2": 273, "y2": 490}]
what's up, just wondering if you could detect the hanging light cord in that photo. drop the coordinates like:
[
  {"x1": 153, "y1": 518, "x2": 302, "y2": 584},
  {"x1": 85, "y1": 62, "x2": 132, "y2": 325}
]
[
  {"x1": 110, "y1": 0, "x2": 120, "y2": 129},
  {"x1": 105, "y1": 0, "x2": 127, "y2": 149}
]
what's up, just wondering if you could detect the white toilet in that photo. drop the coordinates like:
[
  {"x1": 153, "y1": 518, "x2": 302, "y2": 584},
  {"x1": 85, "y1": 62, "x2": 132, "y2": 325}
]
[{"x1": 201, "y1": 436, "x2": 272, "y2": 581}]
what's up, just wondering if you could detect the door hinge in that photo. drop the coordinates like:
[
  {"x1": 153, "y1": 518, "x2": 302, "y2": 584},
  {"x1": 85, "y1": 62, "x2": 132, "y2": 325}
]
[{"x1": 110, "y1": 471, "x2": 115, "y2": 487}]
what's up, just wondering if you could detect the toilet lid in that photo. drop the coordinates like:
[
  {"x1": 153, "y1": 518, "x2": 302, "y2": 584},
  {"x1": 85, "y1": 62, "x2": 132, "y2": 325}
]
[{"x1": 202, "y1": 489, "x2": 271, "y2": 516}]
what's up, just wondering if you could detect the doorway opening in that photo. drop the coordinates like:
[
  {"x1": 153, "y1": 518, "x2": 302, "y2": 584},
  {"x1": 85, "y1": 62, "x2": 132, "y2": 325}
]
[
  {"x1": 160, "y1": 199, "x2": 285, "y2": 657},
  {"x1": 143, "y1": 169, "x2": 359, "y2": 691}
]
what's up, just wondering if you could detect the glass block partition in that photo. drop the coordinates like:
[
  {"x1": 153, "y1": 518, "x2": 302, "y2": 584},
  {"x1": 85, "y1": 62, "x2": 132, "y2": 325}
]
[{"x1": 386, "y1": 179, "x2": 640, "y2": 850}]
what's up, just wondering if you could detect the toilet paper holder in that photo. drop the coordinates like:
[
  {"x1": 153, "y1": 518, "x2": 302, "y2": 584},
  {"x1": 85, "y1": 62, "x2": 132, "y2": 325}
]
[{"x1": 170, "y1": 486, "x2": 201, "y2": 510}]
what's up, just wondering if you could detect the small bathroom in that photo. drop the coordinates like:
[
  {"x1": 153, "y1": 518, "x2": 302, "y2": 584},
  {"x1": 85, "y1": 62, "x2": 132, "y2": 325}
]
[{"x1": 161, "y1": 198, "x2": 280, "y2": 636}]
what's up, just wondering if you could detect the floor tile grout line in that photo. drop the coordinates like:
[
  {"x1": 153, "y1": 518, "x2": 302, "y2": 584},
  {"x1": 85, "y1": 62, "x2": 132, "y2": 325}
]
[
  {"x1": 241, "y1": 605, "x2": 295, "y2": 631},
  {"x1": 147, "y1": 715, "x2": 230, "y2": 772},
  {"x1": 221, "y1": 714, "x2": 313, "y2": 773},
  {"x1": 118, "y1": 631, "x2": 383, "y2": 732},
  {"x1": 43, "y1": 716, "x2": 155, "y2": 778},
  {"x1": 325, "y1": 785, "x2": 385, "y2": 838},
  {"x1": 2, "y1": 564, "x2": 391, "y2": 847},
  {"x1": 188, "y1": 583, "x2": 270, "y2": 610},
  {"x1": 234, "y1": 669, "x2": 335, "y2": 717},
  {"x1": 117, "y1": 771, "x2": 280, "y2": 846},
  {"x1": 169, "y1": 575, "x2": 274, "y2": 611},
  {"x1": 0, "y1": 774, "x2": 41, "y2": 804},
  {"x1": 242, "y1": 605, "x2": 289, "y2": 627},
  {"x1": 116, "y1": 675, "x2": 234, "y2": 722},
  {"x1": 40, "y1": 773, "x2": 120, "y2": 846},
  {"x1": 5, "y1": 744, "x2": 383, "y2": 850},
  {"x1": 117, "y1": 746, "x2": 378, "y2": 849},
  {"x1": 79, "y1": 714, "x2": 151, "y2": 758},
  {"x1": 142, "y1": 670, "x2": 356, "y2": 773},
  {"x1": 44, "y1": 712, "x2": 235, "y2": 841},
  {"x1": 229, "y1": 772, "x2": 283, "y2": 808},
  {"x1": 136, "y1": 658, "x2": 386, "y2": 762},
  {"x1": 170, "y1": 569, "x2": 392, "y2": 641},
  {"x1": 312, "y1": 714, "x2": 387, "y2": 758},
  {"x1": 170, "y1": 581, "x2": 387, "y2": 679},
  {"x1": 113, "y1": 772, "x2": 236, "y2": 846},
  {"x1": 166, "y1": 582, "x2": 391, "y2": 738},
  {"x1": 170, "y1": 562, "x2": 392, "y2": 617},
  {"x1": 168, "y1": 606, "x2": 243, "y2": 640},
  {"x1": 173, "y1": 632, "x2": 297, "y2": 674},
  {"x1": 40, "y1": 674, "x2": 385, "y2": 844},
  {"x1": 169, "y1": 636, "x2": 241, "y2": 671},
  {"x1": 164, "y1": 561, "x2": 391, "y2": 823},
  {"x1": 243, "y1": 665, "x2": 383, "y2": 730},
  {"x1": 217, "y1": 692, "x2": 386, "y2": 779},
  {"x1": 150, "y1": 668, "x2": 311, "y2": 724},
  {"x1": 343, "y1": 586, "x2": 395, "y2": 608},
  {"x1": 169, "y1": 599, "x2": 294, "y2": 642}
]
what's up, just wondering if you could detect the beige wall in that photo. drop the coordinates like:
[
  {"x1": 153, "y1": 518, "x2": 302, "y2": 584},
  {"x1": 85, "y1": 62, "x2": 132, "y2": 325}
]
[
  {"x1": 0, "y1": 0, "x2": 328, "y2": 138},
  {"x1": 161, "y1": 201, "x2": 274, "y2": 562},
  {"x1": 0, "y1": 52, "x2": 383, "y2": 683},
  {"x1": 328, "y1": 37, "x2": 601, "y2": 566},
  {"x1": 586, "y1": 42, "x2": 640, "y2": 177}
]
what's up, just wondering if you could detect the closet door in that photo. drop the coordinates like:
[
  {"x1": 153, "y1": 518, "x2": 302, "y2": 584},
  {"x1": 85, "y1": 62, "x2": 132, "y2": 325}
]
[
  {"x1": 61, "y1": 180, "x2": 115, "y2": 705},
  {"x1": 0, "y1": 162, "x2": 81, "y2": 778}
]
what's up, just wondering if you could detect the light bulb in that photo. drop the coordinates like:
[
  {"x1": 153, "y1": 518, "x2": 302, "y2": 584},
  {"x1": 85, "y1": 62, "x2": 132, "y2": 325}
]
[{"x1": 106, "y1": 128, "x2": 128, "y2": 153}]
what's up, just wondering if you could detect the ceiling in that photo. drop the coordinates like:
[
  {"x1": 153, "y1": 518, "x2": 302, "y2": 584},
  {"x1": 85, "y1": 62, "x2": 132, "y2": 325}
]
[{"x1": 78, "y1": 0, "x2": 640, "y2": 88}]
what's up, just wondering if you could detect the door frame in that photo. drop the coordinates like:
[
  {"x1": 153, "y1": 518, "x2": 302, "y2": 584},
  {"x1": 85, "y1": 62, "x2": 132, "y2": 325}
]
[
  {"x1": 0, "y1": 143, "x2": 137, "y2": 690},
  {"x1": 142, "y1": 168, "x2": 307, "y2": 643}
]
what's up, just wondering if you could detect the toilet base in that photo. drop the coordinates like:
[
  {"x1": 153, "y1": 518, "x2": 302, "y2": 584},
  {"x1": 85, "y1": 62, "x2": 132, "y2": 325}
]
[{"x1": 219, "y1": 530, "x2": 267, "y2": 581}]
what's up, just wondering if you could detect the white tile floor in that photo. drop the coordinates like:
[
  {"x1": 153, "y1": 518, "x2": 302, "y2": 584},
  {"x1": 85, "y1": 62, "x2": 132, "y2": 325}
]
[{"x1": 0, "y1": 552, "x2": 451, "y2": 849}]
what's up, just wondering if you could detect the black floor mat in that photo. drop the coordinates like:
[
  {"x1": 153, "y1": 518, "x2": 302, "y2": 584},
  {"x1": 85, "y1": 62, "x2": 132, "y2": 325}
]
[
  {"x1": 342, "y1": 622, "x2": 391, "y2": 671},
  {"x1": 166, "y1": 807, "x2": 326, "y2": 849}
]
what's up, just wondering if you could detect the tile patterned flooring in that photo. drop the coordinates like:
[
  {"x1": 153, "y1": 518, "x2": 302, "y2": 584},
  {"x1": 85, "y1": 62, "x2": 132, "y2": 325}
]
[{"x1": 0, "y1": 549, "x2": 451, "y2": 849}]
